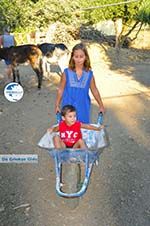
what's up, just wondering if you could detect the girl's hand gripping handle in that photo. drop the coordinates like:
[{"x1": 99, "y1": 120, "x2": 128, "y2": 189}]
[{"x1": 56, "y1": 112, "x2": 62, "y2": 124}]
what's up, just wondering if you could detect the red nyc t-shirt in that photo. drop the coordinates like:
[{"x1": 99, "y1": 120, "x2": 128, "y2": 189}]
[{"x1": 59, "y1": 121, "x2": 82, "y2": 147}]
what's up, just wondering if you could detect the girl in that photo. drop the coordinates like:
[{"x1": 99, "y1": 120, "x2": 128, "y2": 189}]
[{"x1": 55, "y1": 43, "x2": 105, "y2": 123}]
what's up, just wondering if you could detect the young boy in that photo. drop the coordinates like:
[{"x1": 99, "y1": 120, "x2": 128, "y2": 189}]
[{"x1": 48, "y1": 105, "x2": 104, "y2": 149}]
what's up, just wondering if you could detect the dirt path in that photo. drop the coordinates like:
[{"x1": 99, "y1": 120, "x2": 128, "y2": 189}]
[{"x1": 0, "y1": 43, "x2": 150, "y2": 226}]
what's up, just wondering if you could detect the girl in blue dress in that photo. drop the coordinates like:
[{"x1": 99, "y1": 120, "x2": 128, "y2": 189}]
[{"x1": 55, "y1": 43, "x2": 105, "y2": 123}]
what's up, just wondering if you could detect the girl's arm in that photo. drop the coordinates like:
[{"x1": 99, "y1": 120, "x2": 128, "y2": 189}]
[
  {"x1": 47, "y1": 125, "x2": 59, "y2": 133},
  {"x1": 55, "y1": 72, "x2": 66, "y2": 113},
  {"x1": 14, "y1": 36, "x2": 17, "y2": 46},
  {"x1": 81, "y1": 123, "x2": 104, "y2": 131},
  {"x1": 0, "y1": 35, "x2": 3, "y2": 47},
  {"x1": 90, "y1": 76, "x2": 105, "y2": 113}
]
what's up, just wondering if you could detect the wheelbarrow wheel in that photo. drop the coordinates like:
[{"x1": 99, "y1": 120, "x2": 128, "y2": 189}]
[{"x1": 62, "y1": 163, "x2": 81, "y2": 209}]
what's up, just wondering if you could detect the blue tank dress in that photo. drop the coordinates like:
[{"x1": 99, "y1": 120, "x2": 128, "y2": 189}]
[
  {"x1": 3, "y1": 34, "x2": 15, "y2": 65},
  {"x1": 62, "y1": 68, "x2": 93, "y2": 123}
]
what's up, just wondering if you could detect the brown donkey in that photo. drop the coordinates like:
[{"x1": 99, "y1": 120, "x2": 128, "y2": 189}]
[{"x1": 0, "y1": 44, "x2": 43, "y2": 88}]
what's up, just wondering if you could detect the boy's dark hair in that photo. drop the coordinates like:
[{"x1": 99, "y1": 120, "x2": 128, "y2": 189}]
[{"x1": 61, "y1": 105, "x2": 76, "y2": 117}]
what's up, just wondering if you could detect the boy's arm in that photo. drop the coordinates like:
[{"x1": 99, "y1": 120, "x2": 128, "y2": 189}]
[
  {"x1": 47, "y1": 125, "x2": 59, "y2": 133},
  {"x1": 81, "y1": 123, "x2": 104, "y2": 131}
]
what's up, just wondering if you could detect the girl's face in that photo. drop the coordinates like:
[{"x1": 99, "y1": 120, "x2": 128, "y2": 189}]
[
  {"x1": 73, "y1": 49, "x2": 86, "y2": 67},
  {"x1": 62, "y1": 111, "x2": 77, "y2": 126}
]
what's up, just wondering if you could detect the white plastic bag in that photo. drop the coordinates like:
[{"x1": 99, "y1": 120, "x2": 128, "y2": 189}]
[
  {"x1": 38, "y1": 127, "x2": 109, "y2": 150},
  {"x1": 96, "y1": 128, "x2": 109, "y2": 149},
  {"x1": 81, "y1": 127, "x2": 109, "y2": 149},
  {"x1": 38, "y1": 132, "x2": 58, "y2": 149}
]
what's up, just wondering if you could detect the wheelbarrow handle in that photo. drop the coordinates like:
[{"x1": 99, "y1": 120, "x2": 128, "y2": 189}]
[
  {"x1": 97, "y1": 112, "x2": 104, "y2": 125},
  {"x1": 56, "y1": 112, "x2": 62, "y2": 123}
]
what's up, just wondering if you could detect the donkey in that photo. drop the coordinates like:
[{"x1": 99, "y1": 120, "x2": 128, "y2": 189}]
[
  {"x1": 0, "y1": 44, "x2": 43, "y2": 88},
  {"x1": 38, "y1": 43, "x2": 69, "y2": 78}
]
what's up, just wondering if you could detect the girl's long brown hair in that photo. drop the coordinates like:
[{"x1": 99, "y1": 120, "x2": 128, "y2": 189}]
[{"x1": 69, "y1": 43, "x2": 91, "y2": 71}]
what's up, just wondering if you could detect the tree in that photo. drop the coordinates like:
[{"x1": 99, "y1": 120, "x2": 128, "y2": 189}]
[
  {"x1": 76, "y1": 0, "x2": 145, "y2": 48},
  {"x1": 120, "y1": 0, "x2": 150, "y2": 45},
  {"x1": 0, "y1": 0, "x2": 34, "y2": 32},
  {"x1": 0, "y1": 0, "x2": 149, "y2": 46}
]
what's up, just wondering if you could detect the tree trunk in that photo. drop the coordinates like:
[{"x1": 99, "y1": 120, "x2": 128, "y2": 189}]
[{"x1": 114, "y1": 18, "x2": 123, "y2": 49}]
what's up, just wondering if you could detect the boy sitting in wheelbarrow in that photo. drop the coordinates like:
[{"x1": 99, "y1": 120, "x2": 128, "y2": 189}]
[{"x1": 47, "y1": 105, "x2": 104, "y2": 149}]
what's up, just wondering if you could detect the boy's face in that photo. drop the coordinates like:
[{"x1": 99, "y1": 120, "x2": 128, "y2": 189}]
[
  {"x1": 73, "y1": 49, "x2": 86, "y2": 66},
  {"x1": 62, "y1": 111, "x2": 77, "y2": 125}
]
